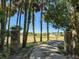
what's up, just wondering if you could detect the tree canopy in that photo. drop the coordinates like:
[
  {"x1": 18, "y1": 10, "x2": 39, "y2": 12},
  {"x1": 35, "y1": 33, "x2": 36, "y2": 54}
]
[{"x1": 43, "y1": 0, "x2": 79, "y2": 30}]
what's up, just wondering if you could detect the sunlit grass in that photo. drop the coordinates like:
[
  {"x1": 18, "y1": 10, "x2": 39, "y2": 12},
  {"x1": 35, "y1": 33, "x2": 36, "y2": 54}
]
[
  {"x1": 5, "y1": 35, "x2": 64, "y2": 44},
  {"x1": 20, "y1": 35, "x2": 64, "y2": 43}
]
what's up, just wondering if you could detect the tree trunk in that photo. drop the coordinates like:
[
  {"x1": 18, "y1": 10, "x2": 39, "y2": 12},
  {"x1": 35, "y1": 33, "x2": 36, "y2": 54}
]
[
  {"x1": 64, "y1": 29, "x2": 72, "y2": 55},
  {"x1": 32, "y1": 7, "x2": 36, "y2": 43},
  {"x1": 64, "y1": 4, "x2": 79, "y2": 56},
  {"x1": 6, "y1": 0, "x2": 11, "y2": 48},
  {"x1": 22, "y1": 11, "x2": 31, "y2": 48},
  {"x1": 6, "y1": 11, "x2": 10, "y2": 48},
  {"x1": 40, "y1": 10, "x2": 43, "y2": 42},
  {"x1": 16, "y1": 10, "x2": 20, "y2": 26},
  {"x1": 57, "y1": 28, "x2": 59, "y2": 40},
  {"x1": 47, "y1": 22, "x2": 49, "y2": 41},
  {"x1": 18, "y1": 8, "x2": 21, "y2": 45},
  {"x1": 22, "y1": 0, "x2": 28, "y2": 48},
  {"x1": 25, "y1": 5, "x2": 31, "y2": 46},
  {"x1": 22, "y1": 0, "x2": 31, "y2": 48}
]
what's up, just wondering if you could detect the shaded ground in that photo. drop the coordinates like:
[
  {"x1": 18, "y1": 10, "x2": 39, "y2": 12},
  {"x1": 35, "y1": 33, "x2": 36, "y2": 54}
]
[
  {"x1": 7, "y1": 47, "x2": 33, "y2": 59},
  {"x1": 30, "y1": 41, "x2": 74, "y2": 59},
  {"x1": 5, "y1": 40, "x2": 74, "y2": 59}
]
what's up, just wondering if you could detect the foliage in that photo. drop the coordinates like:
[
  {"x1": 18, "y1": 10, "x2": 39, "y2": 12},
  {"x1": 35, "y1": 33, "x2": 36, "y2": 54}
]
[
  {"x1": 0, "y1": 5, "x2": 5, "y2": 22},
  {"x1": 44, "y1": 0, "x2": 70, "y2": 29},
  {"x1": 0, "y1": 3, "x2": 17, "y2": 22},
  {"x1": 11, "y1": 25, "x2": 22, "y2": 30}
]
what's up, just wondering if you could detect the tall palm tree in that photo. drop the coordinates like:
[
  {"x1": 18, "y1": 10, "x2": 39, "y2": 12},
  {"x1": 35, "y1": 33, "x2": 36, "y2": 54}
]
[
  {"x1": 22, "y1": 0, "x2": 34, "y2": 48},
  {"x1": 22, "y1": 0, "x2": 28, "y2": 48},
  {"x1": 32, "y1": 0, "x2": 42, "y2": 43},
  {"x1": 47, "y1": 21, "x2": 49, "y2": 41},
  {"x1": 46, "y1": 0, "x2": 50, "y2": 41},
  {"x1": 25, "y1": 0, "x2": 32, "y2": 45},
  {"x1": 18, "y1": 7, "x2": 22, "y2": 45},
  {"x1": 40, "y1": 0, "x2": 44, "y2": 42},
  {"x1": 40, "y1": 10, "x2": 42, "y2": 42},
  {"x1": 32, "y1": 1, "x2": 36, "y2": 43},
  {"x1": 6, "y1": 0, "x2": 11, "y2": 48},
  {"x1": 43, "y1": 0, "x2": 51, "y2": 41},
  {"x1": 16, "y1": 10, "x2": 20, "y2": 26}
]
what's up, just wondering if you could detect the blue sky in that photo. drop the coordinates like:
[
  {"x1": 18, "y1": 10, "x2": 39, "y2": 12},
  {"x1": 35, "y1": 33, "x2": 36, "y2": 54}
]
[{"x1": 8, "y1": 11, "x2": 63, "y2": 33}]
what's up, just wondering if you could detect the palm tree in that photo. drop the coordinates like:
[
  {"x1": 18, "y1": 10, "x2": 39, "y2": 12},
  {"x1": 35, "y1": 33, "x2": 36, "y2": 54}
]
[
  {"x1": 22, "y1": 0, "x2": 33, "y2": 48},
  {"x1": 46, "y1": 0, "x2": 50, "y2": 41},
  {"x1": 18, "y1": 8, "x2": 22, "y2": 45},
  {"x1": 47, "y1": 21, "x2": 49, "y2": 41},
  {"x1": 16, "y1": 10, "x2": 19, "y2": 26},
  {"x1": 32, "y1": 0, "x2": 42, "y2": 43},
  {"x1": 22, "y1": 0, "x2": 28, "y2": 48},
  {"x1": 6, "y1": 0, "x2": 11, "y2": 48},
  {"x1": 40, "y1": 0, "x2": 43, "y2": 42},
  {"x1": 40, "y1": 11, "x2": 42, "y2": 42},
  {"x1": 25, "y1": 0, "x2": 32, "y2": 45},
  {"x1": 16, "y1": 3, "x2": 22, "y2": 46},
  {"x1": 32, "y1": 1, "x2": 36, "y2": 43}
]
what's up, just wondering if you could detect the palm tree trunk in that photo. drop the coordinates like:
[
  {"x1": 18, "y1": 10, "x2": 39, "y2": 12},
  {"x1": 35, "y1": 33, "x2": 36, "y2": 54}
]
[
  {"x1": 16, "y1": 10, "x2": 20, "y2": 26},
  {"x1": 56, "y1": 28, "x2": 59, "y2": 40},
  {"x1": 18, "y1": 8, "x2": 22, "y2": 45},
  {"x1": 46, "y1": 0, "x2": 50, "y2": 41},
  {"x1": 47, "y1": 21, "x2": 49, "y2": 41},
  {"x1": 32, "y1": 7, "x2": 36, "y2": 43},
  {"x1": 6, "y1": 0, "x2": 11, "y2": 48},
  {"x1": 25, "y1": 6, "x2": 31, "y2": 45},
  {"x1": 5, "y1": 10, "x2": 8, "y2": 25},
  {"x1": 22, "y1": 0, "x2": 28, "y2": 48},
  {"x1": 22, "y1": 0, "x2": 32, "y2": 48},
  {"x1": 57, "y1": 28, "x2": 59, "y2": 39},
  {"x1": 22, "y1": 11, "x2": 31, "y2": 48},
  {"x1": 40, "y1": 0, "x2": 44, "y2": 42},
  {"x1": 40, "y1": 10, "x2": 43, "y2": 42},
  {"x1": 6, "y1": 11, "x2": 10, "y2": 48}
]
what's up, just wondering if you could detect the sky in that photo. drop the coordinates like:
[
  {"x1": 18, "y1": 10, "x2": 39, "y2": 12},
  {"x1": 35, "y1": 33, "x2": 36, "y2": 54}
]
[
  {"x1": 8, "y1": 11, "x2": 63, "y2": 33},
  {"x1": 0, "y1": 0, "x2": 64, "y2": 33}
]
